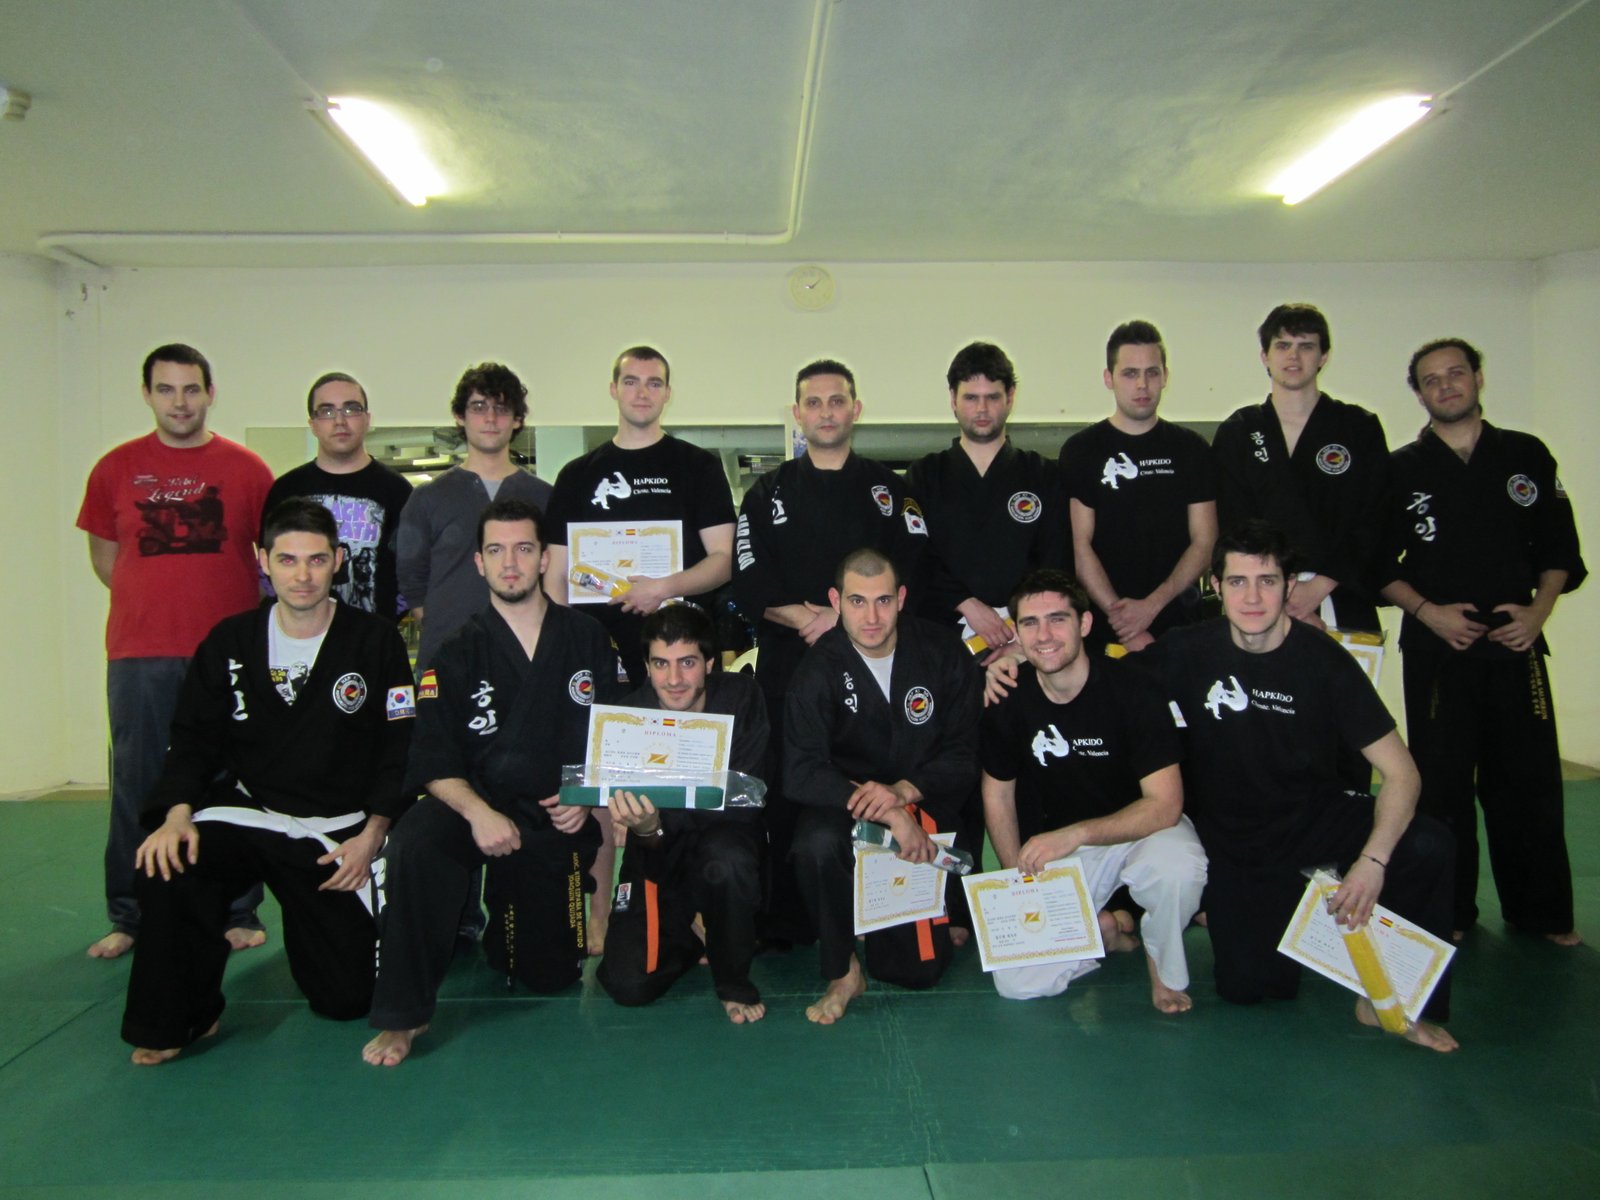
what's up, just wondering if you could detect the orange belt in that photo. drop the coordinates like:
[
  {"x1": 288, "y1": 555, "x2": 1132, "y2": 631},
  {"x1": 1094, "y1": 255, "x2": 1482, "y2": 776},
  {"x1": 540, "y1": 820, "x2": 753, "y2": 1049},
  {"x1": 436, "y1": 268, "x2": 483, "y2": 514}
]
[{"x1": 908, "y1": 805, "x2": 947, "y2": 961}]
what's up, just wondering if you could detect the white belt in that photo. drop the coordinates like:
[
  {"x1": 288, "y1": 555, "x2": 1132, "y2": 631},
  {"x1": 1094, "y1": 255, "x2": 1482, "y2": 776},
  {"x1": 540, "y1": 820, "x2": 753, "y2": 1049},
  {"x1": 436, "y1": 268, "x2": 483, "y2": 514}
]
[{"x1": 192, "y1": 805, "x2": 376, "y2": 915}]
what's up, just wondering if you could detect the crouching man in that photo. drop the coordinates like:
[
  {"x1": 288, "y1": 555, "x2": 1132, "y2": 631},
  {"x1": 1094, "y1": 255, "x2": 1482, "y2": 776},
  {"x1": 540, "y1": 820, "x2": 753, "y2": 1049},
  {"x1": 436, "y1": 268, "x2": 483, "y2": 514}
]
[
  {"x1": 363, "y1": 499, "x2": 619, "y2": 1066},
  {"x1": 598, "y1": 605, "x2": 771, "y2": 1022},
  {"x1": 785, "y1": 548, "x2": 981, "y2": 1024},
  {"x1": 121, "y1": 498, "x2": 416, "y2": 1063},
  {"x1": 981, "y1": 569, "x2": 1206, "y2": 1012}
]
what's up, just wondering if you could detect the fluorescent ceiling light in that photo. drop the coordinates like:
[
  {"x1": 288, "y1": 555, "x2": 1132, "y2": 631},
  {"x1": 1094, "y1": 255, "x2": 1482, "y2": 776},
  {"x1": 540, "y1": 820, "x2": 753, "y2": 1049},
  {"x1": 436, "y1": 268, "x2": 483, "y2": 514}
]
[
  {"x1": 1270, "y1": 95, "x2": 1433, "y2": 205},
  {"x1": 325, "y1": 96, "x2": 446, "y2": 207}
]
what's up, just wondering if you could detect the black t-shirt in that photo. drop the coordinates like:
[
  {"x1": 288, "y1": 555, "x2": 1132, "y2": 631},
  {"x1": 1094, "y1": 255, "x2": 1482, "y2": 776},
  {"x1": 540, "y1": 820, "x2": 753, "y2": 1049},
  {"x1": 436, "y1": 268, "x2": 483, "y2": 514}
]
[
  {"x1": 546, "y1": 436, "x2": 736, "y2": 671},
  {"x1": 263, "y1": 459, "x2": 414, "y2": 619},
  {"x1": 981, "y1": 656, "x2": 1180, "y2": 840},
  {"x1": 1140, "y1": 619, "x2": 1394, "y2": 861},
  {"x1": 1059, "y1": 419, "x2": 1215, "y2": 622}
]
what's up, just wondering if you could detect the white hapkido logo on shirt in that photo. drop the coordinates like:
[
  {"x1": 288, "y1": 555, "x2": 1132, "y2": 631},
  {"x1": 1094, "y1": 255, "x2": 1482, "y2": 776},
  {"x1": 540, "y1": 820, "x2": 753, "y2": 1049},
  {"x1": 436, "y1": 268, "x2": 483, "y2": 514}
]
[
  {"x1": 870, "y1": 485, "x2": 894, "y2": 516},
  {"x1": 1316, "y1": 444, "x2": 1352, "y2": 475},
  {"x1": 1507, "y1": 474, "x2": 1538, "y2": 507},
  {"x1": 771, "y1": 496, "x2": 787, "y2": 525},
  {"x1": 332, "y1": 672, "x2": 368, "y2": 714},
  {"x1": 904, "y1": 686, "x2": 934, "y2": 725},
  {"x1": 469, "y1": 679, "x2": 498, "y2": 736},
  {"x1": 1100, "y1": 452, "x2": 1138, "y2": 490},
  {"x1": 592, "y1": 471, "x2": 631, "y2": 510},
  {"x1": 1031, "y1": 724, "x2": 1069, "y2": 765},
  {"x1": 1204, "y1": 676, "x2": 1248, "y2": 719},
  {"x1": 568, "y1": 670, "x2": 596, "y2": 705},
  {"x1": 843, "y1": 670, "x2": 858, "y2": 712},
  {"x1": 1008, "y1": 491, "x2": 1041, "y2": 523}
]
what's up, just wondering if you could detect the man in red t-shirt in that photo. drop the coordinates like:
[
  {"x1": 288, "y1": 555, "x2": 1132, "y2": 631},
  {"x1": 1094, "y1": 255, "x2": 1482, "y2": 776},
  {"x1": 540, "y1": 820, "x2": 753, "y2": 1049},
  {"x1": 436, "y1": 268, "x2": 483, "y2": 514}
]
[{"x1": 76, "y1": 344, "x2": 274, "y2": 959}]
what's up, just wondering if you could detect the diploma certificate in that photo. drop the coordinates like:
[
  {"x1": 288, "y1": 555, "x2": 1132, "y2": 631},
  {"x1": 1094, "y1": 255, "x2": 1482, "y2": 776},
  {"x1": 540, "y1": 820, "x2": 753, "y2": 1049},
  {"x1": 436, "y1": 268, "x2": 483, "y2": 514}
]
[
  {"x1": 1277, "y1": 872, "x2": 1455, "y2": 1022},
  {"x1": 567, "y1": 520, "x2": 683, "y2": 604},
  {"x1": 960, "y1": 858, "x2": 1105, "y2": 973},
  {"x1": 585, "y1": 704, "x2": 733, "y2": 789},
  {"x1": 853, "y1": 834, "x2": 957, "y2": 935}
]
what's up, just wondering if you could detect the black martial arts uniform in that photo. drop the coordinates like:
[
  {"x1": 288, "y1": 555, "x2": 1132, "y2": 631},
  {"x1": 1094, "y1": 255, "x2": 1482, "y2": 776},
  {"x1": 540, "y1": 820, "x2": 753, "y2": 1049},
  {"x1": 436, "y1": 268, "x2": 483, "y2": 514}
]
[
  {"x1": 1382, "y1": 422, "x2": 1586, "y2": 934},
  {"x1": 370, "y1": 603, "x2": 620, "y2": 1030},
  {"x1": 733, "y1": 451, "x2": 930, "y2": 940},
  {"x1": 1142, "y1": 619, "x2": 1453, "y2": 1018},
  {"x1": 1059, "y1": 418, "x2": 1216, "y2": 644},
  {"x1": 545, "y1": 435, "x2": 736, "y2": 687},
  {"x1": 122, "y1": 602, "x2": 415, "y2": 1051},
  {"x1": 784, "y1": 618, "x2": 980, "y2": 987},
  {"x1": 1212, "y1": 394, "x2": 1389, "y2": 631},
  {"x1": 903, "y1": 438, "x2": 1069, "y2": 628},
  {"x1": 597, "y1": 672, "x2": 770, "y2": 1008}
]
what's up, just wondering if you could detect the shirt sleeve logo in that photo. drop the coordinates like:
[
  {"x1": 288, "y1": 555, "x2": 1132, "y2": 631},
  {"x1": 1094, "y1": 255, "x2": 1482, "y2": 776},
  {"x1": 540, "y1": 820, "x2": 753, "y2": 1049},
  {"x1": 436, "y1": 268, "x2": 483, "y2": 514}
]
[
  {"x1": 386, "y1": 685, "x2": 416, "y2": 721},
  {"x1": 870, "y1": 484, "x2": 894, "y2": 516},
  {"x1": 1007, "y1": 491, "x2": 1042, "y2": 523},
  {"x1": 1507, "y1": 474, "x2": 1538, "y2": 506},
  {"x1": 1315, "y1": 444, "x2": 1352, "y2": 475},
  {"x1": 333, "y1": 672, "x2": 368, "y2": 714},
  {"x1": 569, "y1": 669, "x2": 595, "y2": 704},
  {"x1": 417, "y1": 668, "x2": 439, "y2": 700},
  {"x1": 904, "y1": 686, "x2": 934, "y2": 725},
  {"x1": 903, "y1": 498, "x2": 928, "y2": 536}
]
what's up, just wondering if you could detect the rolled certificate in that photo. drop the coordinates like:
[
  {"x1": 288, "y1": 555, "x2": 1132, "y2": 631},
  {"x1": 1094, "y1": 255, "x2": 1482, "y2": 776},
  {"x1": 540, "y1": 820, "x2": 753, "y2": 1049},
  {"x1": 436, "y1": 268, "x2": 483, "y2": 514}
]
[
  {"x1": 570, "y1": 562, "x2": 632, "y2": 599},
  {"x1": 852, "y1": 819, "x2": 974, "y2": 875}
]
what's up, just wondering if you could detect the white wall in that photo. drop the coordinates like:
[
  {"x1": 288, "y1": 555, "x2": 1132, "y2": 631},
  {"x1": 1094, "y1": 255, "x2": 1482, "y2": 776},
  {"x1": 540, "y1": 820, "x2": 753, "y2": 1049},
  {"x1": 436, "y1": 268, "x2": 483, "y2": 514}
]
[
  {"x1": 38, "y1": 254, "x2": 1599, "y2": 784},
  {"x1": 1533, "y1": 250, "x2": 1600, "y2": 765},
  {"x1": 0, "y1": 253, "x2": 69, "y2": 794}
]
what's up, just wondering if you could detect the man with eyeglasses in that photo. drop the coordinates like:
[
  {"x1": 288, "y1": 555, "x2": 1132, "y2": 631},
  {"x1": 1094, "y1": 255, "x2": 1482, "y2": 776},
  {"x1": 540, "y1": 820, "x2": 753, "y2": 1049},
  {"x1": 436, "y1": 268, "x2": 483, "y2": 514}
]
[
  {"x1": 264, "y1": 373, "x2": 413, "y2": 620},
  {"x1": 396, "y1": 362, "x2": 553, "y2": 672}
]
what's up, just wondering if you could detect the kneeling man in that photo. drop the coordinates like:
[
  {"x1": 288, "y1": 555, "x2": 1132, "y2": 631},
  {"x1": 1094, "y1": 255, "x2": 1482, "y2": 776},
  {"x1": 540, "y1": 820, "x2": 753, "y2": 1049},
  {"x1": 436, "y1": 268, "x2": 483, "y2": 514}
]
[
  {"x1": 598, "y1": 605, "x2": 771, "y2": 1022},
  {"x1": 1145, "y1": 520, "x2": 1458, "y2": 1051},
  {"x1": 786, "y1": 548, "x2": 981, "y2": 1023},
  {"x1": 122, "y1": 498, "x2": 415, "y2": 1063},
  {"x1": 364, "y1": 499, "x2": 619, "y2": 1066},
  {"x1": 981, "y1": 569, "x2": 1206, "y2": 1012}
]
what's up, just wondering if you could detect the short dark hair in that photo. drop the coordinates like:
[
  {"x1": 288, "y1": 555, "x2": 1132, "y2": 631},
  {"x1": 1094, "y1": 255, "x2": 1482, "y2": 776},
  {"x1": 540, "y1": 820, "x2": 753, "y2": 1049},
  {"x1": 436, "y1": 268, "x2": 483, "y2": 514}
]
[
  {"x1": 1009, "y1": 568, "x2": 1089, "y2": 621},
  {"x1": 306, "y1": 371, "x2": 368, "y2": 417},
  {"x1": 476, "y1": 497, "x2": 545, "y2": 550},
  {"x1": 796, "y1": 358, "x2": 856, "y2": 402},
  {"x1": 1257, "y1": 303, "x2": 1331, "y2": 354},
  {"x1": 1105, "y1": 320, "x2": 1167, "y2": 371},
  {"x1": 1211, "y1": 519, "x2": 1299, "y2": 580},
  {"x1": 946, "y1": 342, "x2": 1017, "y2": 392},
  {"x1": 451, "y1": 362, "x2": 529, "y2": 422},
  {"x1": 1407, "y1": 338, "x2": 1483, "y2": 391},
  {"x1": 834, "y1": 546, "x2": 897, "y2": 592},
  {"x1": 261, "y1": 497, "x2": 338, "y2": 553},
  {"x1": 641, "y1": 603, "x2": 717, "y2": 663},
  {"x1": 612, "y1": 345, "x2": 671, "y2": 387},
  {"x1": 142, "y1": 343, "x2": 213, "y2": 391}
]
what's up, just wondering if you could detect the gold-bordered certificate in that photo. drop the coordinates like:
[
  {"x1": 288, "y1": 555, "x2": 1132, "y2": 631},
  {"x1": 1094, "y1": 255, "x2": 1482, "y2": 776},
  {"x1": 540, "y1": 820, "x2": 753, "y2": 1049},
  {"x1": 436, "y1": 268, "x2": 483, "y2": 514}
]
[
  {"x1": 1277, "y1": 871, "x2": 1455, "y2": 1022},
  {"x1": 585, "y1": 704, "x2": 733, "y2": 790},
  {"x1": 568, "y1": 520, "x2": 683, "y2": 603},
  {"x1": 960, "y1": 858, "x2": 1105, "y2": 973},
  {"x1": 853, "y1": 834, "x2": 957, "y2": 935}
]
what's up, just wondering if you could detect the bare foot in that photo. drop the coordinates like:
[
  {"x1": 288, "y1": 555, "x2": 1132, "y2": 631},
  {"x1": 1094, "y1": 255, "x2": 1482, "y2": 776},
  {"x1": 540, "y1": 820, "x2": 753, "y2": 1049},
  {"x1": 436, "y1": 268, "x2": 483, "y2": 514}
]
[
  {"x1": 586, "y1": 912, "x2": 608, "y2": 957},
  {"x1": 363, "y1": 1025, "x2": 429, "y2": 1067},
  {"x1": 1098, "y1": 909, "x2": 1140, "y2": 954},
  {"x1": 225, "y1": 927, "x2": 267, "y2": 952},
  {"x1": 691, "y1": 913, "x2": 709, "y2": 965},
  {"x1": 949, "y1": 926, "x2": 970, "y2": 948},
  {"x1": 806, "y1": 956, "x2": 867, "y2": 1025},
  {"x1": 1355, "y1": 999, "x2": 1459, "y2": 1052},
  {"x1": 1546, "y1": 930, "x2": 1583, "y2": 947},
  {"x1": 87, "y1": 931, "x2": 134, "y2": 959},
  {"x1": 1147, "y1": 954, "x2": 1192, "y2": 1014},
  {"x1": 723, "y1": 999, "x2": 766, "y2": 1024},
  {"x1": 130, "y1": 1020, "x2": 218, "y2": 1066}
]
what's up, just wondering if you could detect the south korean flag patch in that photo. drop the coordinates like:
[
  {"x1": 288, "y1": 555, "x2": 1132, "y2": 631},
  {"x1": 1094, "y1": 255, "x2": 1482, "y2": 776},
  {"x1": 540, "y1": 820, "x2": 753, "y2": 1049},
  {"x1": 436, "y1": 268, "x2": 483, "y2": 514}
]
[{"x1": 386, "y1": 685, "x2": 416, "y2": 721}]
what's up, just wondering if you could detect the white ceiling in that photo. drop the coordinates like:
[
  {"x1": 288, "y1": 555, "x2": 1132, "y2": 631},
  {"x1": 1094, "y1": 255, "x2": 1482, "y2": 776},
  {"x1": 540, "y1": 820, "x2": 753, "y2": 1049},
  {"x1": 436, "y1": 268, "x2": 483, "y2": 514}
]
[{"x1": 3, "y1": 0, "x2": 1597, "y2": 268}]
